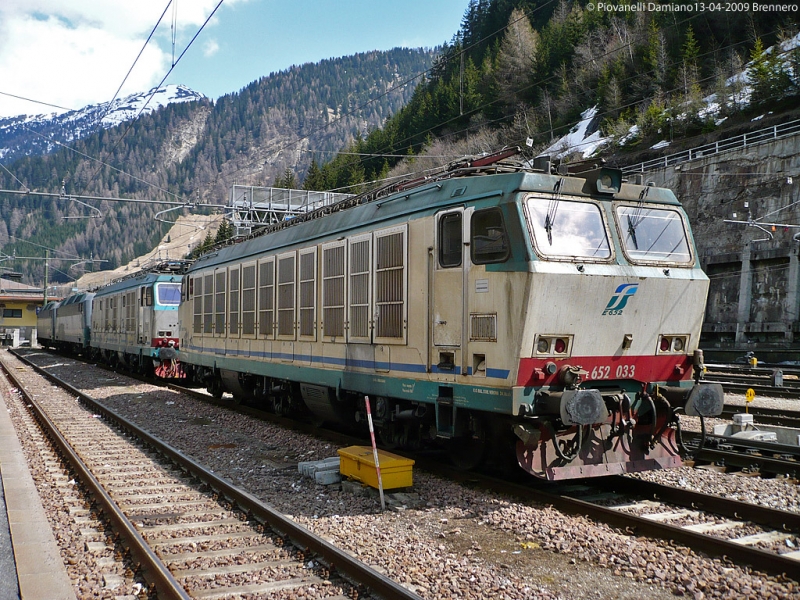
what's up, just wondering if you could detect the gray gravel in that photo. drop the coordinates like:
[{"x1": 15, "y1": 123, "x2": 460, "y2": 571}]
[{"x1": 11, "y1": 351, "x2": 800, "y2": 599}]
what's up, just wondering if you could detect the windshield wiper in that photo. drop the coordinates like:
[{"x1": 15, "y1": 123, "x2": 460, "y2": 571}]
[
  {"x1": 544, "y1": 177, "x2": 565, "y2": 246},
  {"x1": 627, "y1": 215, "x2": 639, "y2": 250}
]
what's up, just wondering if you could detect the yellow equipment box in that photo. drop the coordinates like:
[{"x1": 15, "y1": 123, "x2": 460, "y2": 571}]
[{"x1": 338, "y1": 446, "x2": 414, "y2": 490}]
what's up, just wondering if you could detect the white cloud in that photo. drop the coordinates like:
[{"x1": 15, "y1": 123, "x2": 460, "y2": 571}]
[
  {"x1": 0, "y1": 0, "x2": 243, "y2": 117},
  {"x1": 203, "y1": 39, "x2": 220, "y2": 58}
]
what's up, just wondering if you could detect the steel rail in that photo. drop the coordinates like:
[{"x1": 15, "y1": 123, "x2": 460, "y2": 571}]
[
  {"x1": 690, "y1": 445, "x2": 800, "y2": 477},
  {"x1": 411, "y1": 459, "x2": 800, "y2": 579},
  {"x1": 707, "y1": 380, "x2": 800, "y2": 400},
  {"x1": 11, "y1": 350, "x2": 422, "y2": 600},
  {"x1": 598, "y1": 476, "x2": 800, "y2": 533},
  {"x1": 0, "y1": 360, "x2": 191, "y2": 600},
  {"x1": 19, "y1": 350, "x2": 800, "y2": 581}
]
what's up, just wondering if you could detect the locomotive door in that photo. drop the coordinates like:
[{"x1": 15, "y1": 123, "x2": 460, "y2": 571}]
[
  {"x1": 139, "y1": 286, "x2": 152, "y2": 345},
  {"x1": 432, "y1": 209, "x2": 466, "y2": 371}
]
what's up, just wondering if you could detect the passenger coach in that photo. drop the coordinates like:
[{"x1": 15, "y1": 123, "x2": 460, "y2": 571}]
[{"x1": 178, "y1": 151, "x2": 723, "y2": 480}]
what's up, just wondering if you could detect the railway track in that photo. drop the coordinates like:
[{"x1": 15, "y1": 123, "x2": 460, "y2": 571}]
[
  {"x1": 2, "y1": 350, "x2": 421, "y2": 600},
  {"x1": 704, "y1": 363, "x2": 800, "y2": 400},
  {"x1": 422, "y1": 464, "x2": 800, "y2": 579},
  {"x1": 14, "y1": 349, "x2": 800, "y2": 583},
  {"x1": 681, "y1": 431, "x2": 800, "y2": 478}
]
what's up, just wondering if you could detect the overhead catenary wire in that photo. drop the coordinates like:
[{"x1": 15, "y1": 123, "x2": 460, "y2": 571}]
[
  {"x1": 190, "y1": 0, "x2": 562, "y2": 195},
  {"x1": 0, "y1": 90, "x2": 75, "y2": 113},
  {"x1": 358, "y1": 9, "x2": 714, "y2": 166},
  {"x1": 84, "y1": 0, "x2": 227, "y2": 193},
  {"x1": 92, "y1": 0, "x2": 176, "y2": 134},
  {"x1": 396, "y1": 22, "x2": 775, "y2": 164},
  {"x1": 0, "y1": 1, "x2": 176, "y2": 204},
  {"x1": 13, "y1": 122, "x2": 186, "y2": 204},
  {"x1": 0, "y1": 188, "x2": 226, "y2": 208}
]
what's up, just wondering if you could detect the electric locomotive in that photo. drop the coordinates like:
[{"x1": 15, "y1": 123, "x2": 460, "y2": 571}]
[
  {"x1": 89, "y1": 263, "x2": 187, "y2": 378},
  {"x1": 36, "y1": 294, "x2": 94, "y2": 353},
  {"x1": 36, "y1": 300, "x2": 60, "y2": 349},
  {"x1": 174, "y1": 149, "x2": 723, "y2": 480}
]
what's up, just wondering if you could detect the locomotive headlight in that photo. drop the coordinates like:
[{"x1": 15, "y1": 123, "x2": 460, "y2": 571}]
[
  {"x1": 534, "y1": 335, "x2": 573, "y2": 357},
  {"x1": 657, "y1": 335, "x2": 689, "y2": 354}
]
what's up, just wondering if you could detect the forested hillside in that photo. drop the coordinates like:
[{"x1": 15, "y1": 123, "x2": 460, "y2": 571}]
[
  {"x1": 0, "y1": 48, "x2": 434, "y2": 284},
  {"x1": 312, "y1": 0, "x2": 800, "y2": 187}
]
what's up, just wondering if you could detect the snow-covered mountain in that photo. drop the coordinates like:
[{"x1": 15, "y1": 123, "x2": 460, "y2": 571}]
[{"x1": 0, "y1": 84, "x2": 205, "y2": 164}]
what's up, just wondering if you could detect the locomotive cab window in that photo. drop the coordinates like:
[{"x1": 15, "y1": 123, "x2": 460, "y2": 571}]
[
  {"x1": 525, "y1": 196, "x2": 611, "y2": 260},
  {"x1": 471, "y1": 208, "x2": 509, "y2": 264},
  {"x1": 156, "y1": 283, "x2": 180, "y2": 305},
  {"x1": 615, "y1": 205, "x2": 692, "y2": 264},
  {"x1": 438, "y1": 211, "x2": 462, "y2": 268}
]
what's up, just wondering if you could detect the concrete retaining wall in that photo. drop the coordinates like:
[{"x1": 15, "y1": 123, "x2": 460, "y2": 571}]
[{"x1": 635, "y1": 130, "x2": 800, "y2": 360}]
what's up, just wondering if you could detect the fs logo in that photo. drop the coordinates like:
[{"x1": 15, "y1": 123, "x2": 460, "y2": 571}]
[{"x1": 602, "y1": 283, "x2": 639, "y2": 316}]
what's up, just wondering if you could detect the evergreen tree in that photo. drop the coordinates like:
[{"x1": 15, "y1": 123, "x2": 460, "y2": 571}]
[
  {"x1": 302, "y1": 158, "x2": 326, "y2": 191},
  {"x1": 748, "y1": 38, "x2": 792, "y2": 105},
  {"x1": 493, "y1": 8, "x2": 538, "y2": 112},
  {"x1": 274, "y1": 168, "x2": 298, "y2": 189}
]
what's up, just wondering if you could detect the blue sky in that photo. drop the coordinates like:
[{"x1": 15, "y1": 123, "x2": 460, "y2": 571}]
[{"x1": 0, "y1": 0, "x2": 468, "y2": 118}]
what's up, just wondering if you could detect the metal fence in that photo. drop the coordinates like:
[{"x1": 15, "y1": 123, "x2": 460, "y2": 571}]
[{"x1": 622, "y1": 118, "x2": 800, "y2": 174}]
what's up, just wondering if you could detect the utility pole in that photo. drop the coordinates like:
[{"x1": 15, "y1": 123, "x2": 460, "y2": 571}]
[{"x1": 44, "y1": 250, "x2": 48, "y2": 304}]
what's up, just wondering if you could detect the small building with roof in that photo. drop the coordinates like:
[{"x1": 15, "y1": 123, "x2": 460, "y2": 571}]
[{"x1": 0, "y1": 276, "x2": 50, "y2": 346}]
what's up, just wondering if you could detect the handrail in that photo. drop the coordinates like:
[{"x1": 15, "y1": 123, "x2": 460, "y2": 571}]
[{"x1": 622, "y1": 118, "x2": 800, "y2": 175}]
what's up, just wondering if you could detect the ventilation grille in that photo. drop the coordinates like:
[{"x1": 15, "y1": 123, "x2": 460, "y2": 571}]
[
  {"x1": 258, "y1": 260, "x2": 274, "y2": 337},
  {"x1": 203, "y1": 274, "x2": 213, "y2": 334},
  {"x1": 277, "y1": 255, "x2": 295, "y2": 336},
  {"x1": 349, "y1": 239, "x2": 370, "y2": 339},
  {"x1": 375, "y1": 232, "x2": 404, "y2": 339},
  {"x1": 323, "y1": 245, "x2": 345, "y2": 338},
  {"x1": 228, "y1": 269, "x2": 239, "y2": 336},
  {"x1": 242, "y1": 265, "x2": 256, "y2": 335},
  {"x1": 470, "y1": 313, "x2": 497, "y2": 342},
  {"x1": 299, "y1": 252, "x2": 315, "y2": 337}
]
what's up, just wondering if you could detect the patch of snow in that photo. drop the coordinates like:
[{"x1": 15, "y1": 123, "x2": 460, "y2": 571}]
[
  {"x1": 751, "y1": 114, "x2": 765, "y2": 121},
  {"x1": 538, "y1": 106, "x2": 611, "y2": 159},
  {"x1": 620, "y1": 125, "x2": 639, "y2": 146},
  {"x1": 651, "y1": 140, "x2": 670, "y2": 150}
]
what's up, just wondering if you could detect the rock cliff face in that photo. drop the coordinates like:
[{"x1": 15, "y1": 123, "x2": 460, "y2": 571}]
[{"x1": 636, "y1": 121, "x2": 800, "y2": 358}]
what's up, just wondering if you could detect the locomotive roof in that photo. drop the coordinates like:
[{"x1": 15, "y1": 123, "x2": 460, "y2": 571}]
[
  {"x1": 189, "y1": 164, "x2": 680, "y2": 274},
  {"x1": 60, "y1": 292, "x2": 95, "y2": 305},
  {"x1": 92, "y1": 272, "x2": 183, "y2": 297}
]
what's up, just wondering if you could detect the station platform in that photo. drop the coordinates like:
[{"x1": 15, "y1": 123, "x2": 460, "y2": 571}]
[{"x1": 0, "y1": 385, "x2": 76, "y2": 600}]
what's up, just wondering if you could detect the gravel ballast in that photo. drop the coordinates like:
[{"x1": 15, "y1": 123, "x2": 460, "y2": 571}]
[{"x1": 7, "y1": 350, "x2": 800, "y2": 599}]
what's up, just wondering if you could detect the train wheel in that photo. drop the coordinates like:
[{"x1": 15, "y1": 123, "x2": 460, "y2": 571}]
[
  {"x1": 273, "y1": 395, "x2": 289, "y2": 417},
  {"x1": 447, "y1": 418, "x2": 487, "y2": 471},
  {"x1": 207, "y1": 377, "x2": 223, "y2": 399},
  {"x1": 377, "y1": 423, "x2": 401, "y2": 450}
]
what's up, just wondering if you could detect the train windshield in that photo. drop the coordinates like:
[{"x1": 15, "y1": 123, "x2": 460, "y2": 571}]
[
  {"x1": 616, "y1": 206, "x2": 691, "y2": 264},
  {"x1": 525, "y1": 197, "x2": 611, "y2": 259},
  {"x1": 156, "y1": 283, "x2": 182, "y2": 305}
]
